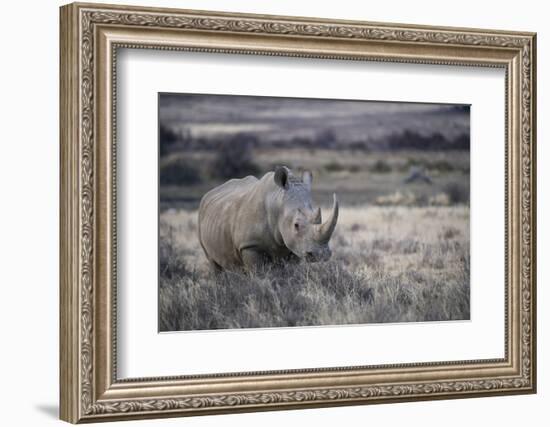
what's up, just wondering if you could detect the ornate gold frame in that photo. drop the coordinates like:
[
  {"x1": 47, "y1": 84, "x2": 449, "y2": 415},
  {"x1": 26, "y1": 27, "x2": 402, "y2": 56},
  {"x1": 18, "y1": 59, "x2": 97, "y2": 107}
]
[{"x1": 60, "y1": 2, "x2": 537, "y2": 423}]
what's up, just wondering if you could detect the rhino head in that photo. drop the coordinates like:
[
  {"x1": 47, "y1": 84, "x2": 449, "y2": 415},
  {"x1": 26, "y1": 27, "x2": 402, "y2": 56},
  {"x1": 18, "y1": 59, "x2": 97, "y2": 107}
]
[{"x1": 274, "y1": 166, "x2": 339, "y2": 262}]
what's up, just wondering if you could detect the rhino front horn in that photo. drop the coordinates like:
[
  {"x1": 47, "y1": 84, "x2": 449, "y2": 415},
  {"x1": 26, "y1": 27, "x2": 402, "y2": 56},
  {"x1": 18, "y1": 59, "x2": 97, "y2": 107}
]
[{"x1": 317, "y1": 194, "x2": 339, "y2": 243}]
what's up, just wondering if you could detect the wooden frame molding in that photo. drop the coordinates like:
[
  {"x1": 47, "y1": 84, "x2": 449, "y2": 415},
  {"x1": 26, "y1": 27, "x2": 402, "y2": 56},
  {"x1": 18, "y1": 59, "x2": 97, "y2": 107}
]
[{"x1": 60, "y1": 2, "x2": 536, "y2": 423}]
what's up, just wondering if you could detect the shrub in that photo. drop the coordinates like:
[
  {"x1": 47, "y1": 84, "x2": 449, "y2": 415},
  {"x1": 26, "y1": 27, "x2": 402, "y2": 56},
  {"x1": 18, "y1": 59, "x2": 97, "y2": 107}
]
[
  {"x1": 211, "y1": 133, "x2": 260, "y2": 179},
  {"x1": 452, "y1": 133, "x2": 470, "y2": 150},
  {"x1": 159, "y1": 125, "x2": 180, "y2": 156},
  {"x1": 324, "y1": 161, "x2": 346, "y2": 172},
  {"x1": 444, "y1": 182, "x2": 469, "y2": 204},
  {"x1": 315, "y1": 128, "x2": 337, "y2": 148},
  {"x1": 370, "y1": 159, "x2": 392, "y2": 173},
  {"x1": 388, "y1": 130, "x2": 445, "y2": 150},
  {"x1": 160, "y1": 159, "x2": 201, "y2": 186}
]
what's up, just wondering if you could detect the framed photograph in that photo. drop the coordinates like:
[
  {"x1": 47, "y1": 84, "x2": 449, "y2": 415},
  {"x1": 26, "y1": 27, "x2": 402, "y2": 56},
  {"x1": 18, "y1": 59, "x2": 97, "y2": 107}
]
[{"x1": 60, "y1": 2, "x2": 537, "y2": 423}]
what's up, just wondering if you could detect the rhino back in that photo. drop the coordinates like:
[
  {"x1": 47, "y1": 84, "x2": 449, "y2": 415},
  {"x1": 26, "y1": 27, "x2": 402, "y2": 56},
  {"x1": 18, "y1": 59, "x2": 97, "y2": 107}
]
[{"x1": 199, "y1": 176, "x2": 261, "y2": 268}]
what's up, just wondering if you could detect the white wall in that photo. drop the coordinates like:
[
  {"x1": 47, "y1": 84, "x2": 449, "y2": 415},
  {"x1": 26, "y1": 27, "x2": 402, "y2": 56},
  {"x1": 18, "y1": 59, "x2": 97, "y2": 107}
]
[{"x1": 0, "y1": 0, "x2": 546, "y2": 426}]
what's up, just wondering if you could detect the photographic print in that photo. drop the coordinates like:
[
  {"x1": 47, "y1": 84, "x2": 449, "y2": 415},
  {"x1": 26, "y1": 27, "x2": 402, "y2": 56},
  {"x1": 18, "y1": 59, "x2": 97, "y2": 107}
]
[{"x1": 158, "y1": 93, "x2": 470, "y2": 332}]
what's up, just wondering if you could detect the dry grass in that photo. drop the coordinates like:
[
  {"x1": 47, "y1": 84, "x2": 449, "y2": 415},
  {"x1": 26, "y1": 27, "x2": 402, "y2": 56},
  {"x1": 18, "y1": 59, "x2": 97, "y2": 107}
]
[{"x1": 159, "y1": 205, "x2": 470, "y2": 331}]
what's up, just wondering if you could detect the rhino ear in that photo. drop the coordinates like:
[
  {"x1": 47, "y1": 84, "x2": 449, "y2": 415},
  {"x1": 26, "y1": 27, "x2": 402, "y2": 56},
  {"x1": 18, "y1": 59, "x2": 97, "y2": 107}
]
[
  {"x1": 302, "y1": 170, "x2": 313, "y2": 189},
  {"x1": 274, "y1": 166, "x2": 290, "y2": 189}
]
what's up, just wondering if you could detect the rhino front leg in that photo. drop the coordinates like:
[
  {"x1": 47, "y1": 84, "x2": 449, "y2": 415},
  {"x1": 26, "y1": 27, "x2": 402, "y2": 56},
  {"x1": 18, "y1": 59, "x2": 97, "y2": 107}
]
[
  {"x1": 206, "y1": 258, "x2": 223, "y2": 275},
  {"x1": 240, "y1": 248, "x2": 270, "y2": 274}
]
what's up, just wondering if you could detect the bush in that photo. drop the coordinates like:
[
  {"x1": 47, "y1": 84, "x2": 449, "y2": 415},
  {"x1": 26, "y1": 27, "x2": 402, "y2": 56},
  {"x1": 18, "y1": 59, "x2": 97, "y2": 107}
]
[
  {"x1": 315, "y1": 129, "x2": 337, "y2": 149},
  {"x1": 370, "y1": 159, "x2": 392, "y2": 173},
  {"x1": 452, "y1": 133, "x2": 470, "y2": 150},
  {"x1": 388, "y1": 130, "x2": 446, "y2": 150},
  {"x1": 159, "y1": 125, "x2": 180, "y2": 156},
  {"x1": 324, "y1": 161, "x2": 346, "y2": 172},
  {"x1": 211, "y1": 133, "x2": 260, "y2": 179},
  {"x1": 444, "y1": 182, "x2": 469, "y2": 204},
  {"x1": 160, "y1": 159, "x2": 201, "y2": 186}
]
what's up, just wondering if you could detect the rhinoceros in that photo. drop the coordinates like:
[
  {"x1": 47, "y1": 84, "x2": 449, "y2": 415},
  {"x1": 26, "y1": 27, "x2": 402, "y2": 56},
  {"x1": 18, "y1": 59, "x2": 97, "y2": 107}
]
[{"x1": 198, "y1": 166, "x2": 338, "y2": 272}]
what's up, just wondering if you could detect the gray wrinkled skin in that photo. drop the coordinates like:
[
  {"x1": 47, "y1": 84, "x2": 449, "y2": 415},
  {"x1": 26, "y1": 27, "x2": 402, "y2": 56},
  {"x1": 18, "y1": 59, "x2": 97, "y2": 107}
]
[{"x1": 198, "y1": 166, "x2": 339, "y2": 272}]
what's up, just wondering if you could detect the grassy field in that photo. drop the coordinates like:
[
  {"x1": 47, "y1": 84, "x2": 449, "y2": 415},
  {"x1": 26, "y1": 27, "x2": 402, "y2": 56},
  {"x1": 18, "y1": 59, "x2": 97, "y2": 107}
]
[{"x1": 159, "y1": 204, "x2": 470, "y2": 331}]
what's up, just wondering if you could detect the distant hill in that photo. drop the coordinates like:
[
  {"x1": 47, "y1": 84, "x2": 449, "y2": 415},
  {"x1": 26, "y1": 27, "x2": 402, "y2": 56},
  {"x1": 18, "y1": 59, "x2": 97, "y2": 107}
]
[{"x1": 159, "y1": 93, "x2": 470, "y2": 153}]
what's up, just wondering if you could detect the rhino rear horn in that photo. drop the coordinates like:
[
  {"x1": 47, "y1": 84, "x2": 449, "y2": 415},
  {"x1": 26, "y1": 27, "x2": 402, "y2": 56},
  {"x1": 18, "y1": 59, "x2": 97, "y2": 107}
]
[
  {"x1": 317, "y1": 194, "x2": 339, "y2": 243},
  {"x1": 312, "y1": 207, "x2": 322, "y2": 224}
]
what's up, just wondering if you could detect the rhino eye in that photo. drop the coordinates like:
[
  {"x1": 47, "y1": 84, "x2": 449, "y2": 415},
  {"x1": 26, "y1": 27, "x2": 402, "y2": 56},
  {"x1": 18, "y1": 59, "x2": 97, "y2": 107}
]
[{"x1": 294, "y1": 223, "x2": 300, "y2": 231}]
